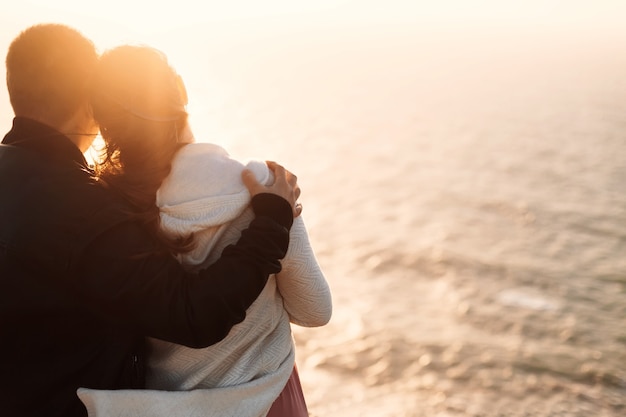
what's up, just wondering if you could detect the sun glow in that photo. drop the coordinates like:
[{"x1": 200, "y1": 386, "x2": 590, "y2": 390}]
[
  {"x1": 2, "y1": 0, "x2": 626, "y2": 146},
  {"x1": 0, "y1": 0, "x2": 356, "y2": 131}
]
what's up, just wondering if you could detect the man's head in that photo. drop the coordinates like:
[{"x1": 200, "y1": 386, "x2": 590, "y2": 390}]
[{"x1": 6, "y1": 24, "x2": 98, "y2": 131}]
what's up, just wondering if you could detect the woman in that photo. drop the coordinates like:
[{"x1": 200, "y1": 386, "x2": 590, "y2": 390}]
[{"x1": 78, "y1": 45, "x2": 332, "y2": 417}]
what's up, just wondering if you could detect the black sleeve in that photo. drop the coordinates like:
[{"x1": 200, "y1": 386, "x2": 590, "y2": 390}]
[{"x1": 72, "y1": 193, "x2": 293, "y2": 348}]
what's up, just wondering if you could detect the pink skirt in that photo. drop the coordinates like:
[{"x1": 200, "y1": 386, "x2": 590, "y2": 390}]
[{"x1": 266, "y1": 366, "x2": 309, "y2": 417}]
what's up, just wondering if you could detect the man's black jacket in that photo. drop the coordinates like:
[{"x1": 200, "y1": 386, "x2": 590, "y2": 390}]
[{"x1": 0, "y1": 117, "x2": 293, "y2": 416}]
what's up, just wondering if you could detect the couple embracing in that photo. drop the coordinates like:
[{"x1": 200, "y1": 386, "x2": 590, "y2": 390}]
[{"x1": 0, "y1": 24, "x2": 331, "y2": 417}]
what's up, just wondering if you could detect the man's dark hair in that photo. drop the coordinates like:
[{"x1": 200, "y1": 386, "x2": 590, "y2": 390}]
[{"x1": 6, "y1": 24, "x2": 98, "y2": 126}]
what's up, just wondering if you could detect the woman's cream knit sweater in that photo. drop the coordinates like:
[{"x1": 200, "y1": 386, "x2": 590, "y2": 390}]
[{"x1": 78, "y1": 143, "x2": 332, "y2": 417}]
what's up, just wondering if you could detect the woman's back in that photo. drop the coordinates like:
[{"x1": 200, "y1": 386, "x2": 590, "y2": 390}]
[
  {"x1": 147, "y1": 142, "x2": 331, "y2": 410},
  {"x1": 77, "y1": 143, "x2": 330, "y2": 417}
]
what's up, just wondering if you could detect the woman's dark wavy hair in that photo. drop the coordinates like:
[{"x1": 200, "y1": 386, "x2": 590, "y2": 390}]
[{"x1": 90, "y1": 45, "x2": 194, "y2": 255}]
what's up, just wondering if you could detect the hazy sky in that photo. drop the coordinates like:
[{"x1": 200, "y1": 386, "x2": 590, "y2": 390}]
[
  {"x1": 4, "y1": 0, "x2": 626, "y2": 38},
  {"x1": 1, "y1": 0, "x2": 625, "y2": 129}
]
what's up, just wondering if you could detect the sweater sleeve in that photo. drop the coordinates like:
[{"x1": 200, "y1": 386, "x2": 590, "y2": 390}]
[
  {"x1": 275, "y1": 215, "x2": 332, "y2": 327},
  {"x1": 71, "y1": 194, "x2": 293, "y2": 349}
]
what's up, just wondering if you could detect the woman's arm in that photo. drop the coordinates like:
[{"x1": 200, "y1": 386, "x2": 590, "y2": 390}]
[{"x1": 275, "y1": 215, "x2": 332, "y2": 327}]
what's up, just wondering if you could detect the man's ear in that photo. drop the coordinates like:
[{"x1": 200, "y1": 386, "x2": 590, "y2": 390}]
[{"x1": 176, "y1": 75, "x2": 188, "y2": 106}]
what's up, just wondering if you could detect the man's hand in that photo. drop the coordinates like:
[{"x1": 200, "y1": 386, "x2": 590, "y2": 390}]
[{"x1": 242, "y1": 161, "x2": 303, "y2": 217}]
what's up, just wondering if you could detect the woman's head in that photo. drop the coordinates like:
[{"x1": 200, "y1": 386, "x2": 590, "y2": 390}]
[
  {"x1": 91, "y1": 45, "x2": 188, "y2": 127},
  {"x1": 91, "y1": 45, "x2": 194, "y2": 254},
  {"x1": 91, "y1": 45, "x2": 190, "y2": 168}
]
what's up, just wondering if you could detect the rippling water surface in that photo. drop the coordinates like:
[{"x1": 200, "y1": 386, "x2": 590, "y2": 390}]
[
  {"x1": 168, "y1": 24, "x2": 626, "y2": 416},
  {"x1": 3, "y1": 13, "x2": 626, "y2": 416}
]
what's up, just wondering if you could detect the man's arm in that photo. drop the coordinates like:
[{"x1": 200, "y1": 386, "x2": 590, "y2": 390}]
[{"x1": 73, "y1": 163, "x2": 300, "y2": 348}]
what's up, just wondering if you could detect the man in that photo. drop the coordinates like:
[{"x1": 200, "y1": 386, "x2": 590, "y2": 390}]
[{"x1": 0, "y1": 24, "x2": 301, "y2": 416}]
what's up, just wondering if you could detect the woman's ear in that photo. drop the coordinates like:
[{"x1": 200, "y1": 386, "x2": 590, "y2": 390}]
[
  {"x1": 178, "y1": 122, "x2": 195, "y2": 144},
  {"x1": 176, "y1": 75, "x2": 188, "y2": 106}
]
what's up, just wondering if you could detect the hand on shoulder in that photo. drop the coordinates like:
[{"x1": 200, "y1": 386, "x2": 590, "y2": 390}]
[{"x1": 242, "y1": 161, "x2": 302, "y2": 218}]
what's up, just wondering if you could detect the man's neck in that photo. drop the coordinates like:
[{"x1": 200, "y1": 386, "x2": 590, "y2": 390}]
[{"x1": 22, "y1": 112, "x2": 96, "y2": 153}]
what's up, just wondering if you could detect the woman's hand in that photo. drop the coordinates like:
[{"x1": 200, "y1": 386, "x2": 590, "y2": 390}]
[{"x1": 242, "y1": 161, "x2": 302, "y2": 217}]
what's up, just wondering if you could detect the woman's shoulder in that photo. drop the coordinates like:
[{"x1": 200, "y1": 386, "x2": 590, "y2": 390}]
[
  {"x1": 157, "y1": 142, "x2": 271, "y2": 206},
  {"x1": 172, "y1": 143, "x2": 271, "y2": 186},
  {"x1": 175, "y1": 142, "x2": 230, "y2": 161},
  {"x1": 170, "y1": 143, "x2": 243, "y2": 179}
]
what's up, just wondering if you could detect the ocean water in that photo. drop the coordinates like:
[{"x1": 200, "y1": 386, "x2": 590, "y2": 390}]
[
  {"x1": 164, "y1": 25, "x2": 626, "y2": 416},
  {"x1": 2, "y1": 15, "x2": 626, "y2": 416}
]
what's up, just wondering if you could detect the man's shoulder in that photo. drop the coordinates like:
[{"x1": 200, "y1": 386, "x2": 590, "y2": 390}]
[
  {"x1": 0, "y1": 145, "x2": 130, "y2": 237},
  {"x1": 0, "y1": 142, "x2": 42, "y2": 172},
  {"x1": 0, "y1": 148, "x2": 131, "y2": 274}
]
